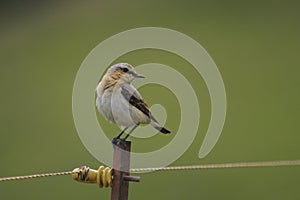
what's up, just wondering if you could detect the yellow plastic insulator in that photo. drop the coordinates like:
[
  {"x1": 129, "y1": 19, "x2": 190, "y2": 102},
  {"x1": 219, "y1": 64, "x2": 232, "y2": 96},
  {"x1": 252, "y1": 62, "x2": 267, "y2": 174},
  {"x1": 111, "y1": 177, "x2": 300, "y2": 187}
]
[{"x1": 72, "y1": 166, "x2": 113, "y2": 188}]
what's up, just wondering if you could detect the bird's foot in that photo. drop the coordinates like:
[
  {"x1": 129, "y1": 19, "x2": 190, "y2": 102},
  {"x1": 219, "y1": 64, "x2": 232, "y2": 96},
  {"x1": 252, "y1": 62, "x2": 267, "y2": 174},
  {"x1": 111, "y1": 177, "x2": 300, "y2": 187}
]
[
  {"x1": 112, "y1": 137, "x2": 121, "y2": 145},
  {"x1": 112, "y1": 137, "x2": 131, "y2": 149},
  {"x1": 121, "y1": 134, "x2": 130, "y2": 141}
]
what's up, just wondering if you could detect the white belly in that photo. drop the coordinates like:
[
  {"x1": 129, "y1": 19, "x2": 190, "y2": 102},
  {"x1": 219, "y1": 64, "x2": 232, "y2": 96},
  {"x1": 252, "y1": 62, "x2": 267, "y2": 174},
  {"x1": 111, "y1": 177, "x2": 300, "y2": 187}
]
[
  {"x1": 96, "y1": 84, "x2": 150, "y2": 127},
  {"x1": 111, "y1": 87, "x2": 138, "y2": 127}
]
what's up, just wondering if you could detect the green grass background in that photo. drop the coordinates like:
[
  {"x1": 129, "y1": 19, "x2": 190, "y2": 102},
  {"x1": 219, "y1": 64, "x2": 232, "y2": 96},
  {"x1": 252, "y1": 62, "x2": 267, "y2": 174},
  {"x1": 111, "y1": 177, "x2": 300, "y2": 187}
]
[{"x1": 1, "y1": 0, "x2": 300, "y2": 199}]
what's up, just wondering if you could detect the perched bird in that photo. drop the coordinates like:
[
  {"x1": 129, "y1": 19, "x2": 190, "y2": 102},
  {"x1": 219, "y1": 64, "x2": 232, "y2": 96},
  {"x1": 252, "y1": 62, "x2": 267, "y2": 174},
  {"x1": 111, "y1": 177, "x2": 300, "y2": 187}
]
[{"x1": 96, "y1": 63, "x2": 171, "y2": 141}]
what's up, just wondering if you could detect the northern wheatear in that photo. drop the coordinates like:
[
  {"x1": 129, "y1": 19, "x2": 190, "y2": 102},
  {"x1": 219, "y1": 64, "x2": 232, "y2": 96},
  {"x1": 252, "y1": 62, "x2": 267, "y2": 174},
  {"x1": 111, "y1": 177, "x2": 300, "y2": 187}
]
[{"x1": 96, "y1": 63, "x2": 171, "y2": 140}]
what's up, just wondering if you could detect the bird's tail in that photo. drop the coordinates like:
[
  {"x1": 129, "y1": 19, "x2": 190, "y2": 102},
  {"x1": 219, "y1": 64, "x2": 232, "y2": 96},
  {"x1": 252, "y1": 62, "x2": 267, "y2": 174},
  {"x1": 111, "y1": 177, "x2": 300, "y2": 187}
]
[{"x1": 150, "y1": 120, "x2": 171, "y2": 134}]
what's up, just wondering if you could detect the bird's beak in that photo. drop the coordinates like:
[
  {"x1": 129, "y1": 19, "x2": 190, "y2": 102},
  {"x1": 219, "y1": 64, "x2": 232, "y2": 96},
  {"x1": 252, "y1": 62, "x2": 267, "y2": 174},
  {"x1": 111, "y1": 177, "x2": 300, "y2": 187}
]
[{"x1": 133, "y1": 72, "x2": 145, "y2": 78}]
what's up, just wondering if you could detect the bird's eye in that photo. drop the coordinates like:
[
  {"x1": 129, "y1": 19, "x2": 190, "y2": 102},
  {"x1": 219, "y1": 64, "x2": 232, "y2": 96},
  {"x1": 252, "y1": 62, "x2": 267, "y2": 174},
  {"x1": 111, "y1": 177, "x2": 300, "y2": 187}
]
[{"x1": 121, "y1": 68, "x2": 129, "y2": 72}]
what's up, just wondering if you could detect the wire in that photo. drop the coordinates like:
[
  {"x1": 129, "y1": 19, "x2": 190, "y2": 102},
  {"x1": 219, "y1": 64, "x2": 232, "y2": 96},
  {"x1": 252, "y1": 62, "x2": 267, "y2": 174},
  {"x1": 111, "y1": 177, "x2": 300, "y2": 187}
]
[
  {"x1": 0, "y1": 171, "x2": 73, "y2": 182},
  {"x1": 130, "y1": 160, "x2": 300, "y2": 172},
  {"x1": 0, "y1": 160, "x2": 300, "y2": 182}
]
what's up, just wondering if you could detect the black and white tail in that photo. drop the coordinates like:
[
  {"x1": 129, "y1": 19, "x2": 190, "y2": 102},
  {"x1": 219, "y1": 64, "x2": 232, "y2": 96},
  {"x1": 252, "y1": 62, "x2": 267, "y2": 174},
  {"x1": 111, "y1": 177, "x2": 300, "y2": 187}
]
[{"x1": 151, "y1": 120, "x2": 171, "y2": 134}]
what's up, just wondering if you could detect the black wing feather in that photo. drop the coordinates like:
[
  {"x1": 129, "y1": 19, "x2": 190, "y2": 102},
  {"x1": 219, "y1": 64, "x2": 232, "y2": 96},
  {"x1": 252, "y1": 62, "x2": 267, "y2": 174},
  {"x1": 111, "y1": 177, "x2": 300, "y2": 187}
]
[
  {"x1": 121, "y1": 86, "x2": 170, "y2": 134},
  {"x1": 121, "y1": 87, "x2": 156, "y2": 121}
]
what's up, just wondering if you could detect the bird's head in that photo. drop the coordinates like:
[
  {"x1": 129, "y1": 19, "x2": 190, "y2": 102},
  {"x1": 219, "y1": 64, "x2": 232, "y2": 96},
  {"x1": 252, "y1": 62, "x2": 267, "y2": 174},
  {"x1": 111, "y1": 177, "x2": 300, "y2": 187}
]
[{"x1": 106, "y1": 63, "x2": 145, "y2": 83}]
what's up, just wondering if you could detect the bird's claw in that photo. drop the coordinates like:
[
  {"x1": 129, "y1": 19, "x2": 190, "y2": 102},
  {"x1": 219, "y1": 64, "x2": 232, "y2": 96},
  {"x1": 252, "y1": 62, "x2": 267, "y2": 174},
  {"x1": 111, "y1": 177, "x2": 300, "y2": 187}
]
[{"x1": 112, "y1": 137, "x2": 120, "y2": 145}]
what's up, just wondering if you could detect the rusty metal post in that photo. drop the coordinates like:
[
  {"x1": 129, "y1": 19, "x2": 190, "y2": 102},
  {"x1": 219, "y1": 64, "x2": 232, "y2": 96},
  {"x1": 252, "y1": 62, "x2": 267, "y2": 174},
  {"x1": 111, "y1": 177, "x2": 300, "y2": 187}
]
[{"x1": 111, "y1": 139, "x2": 140, "y2": 200}]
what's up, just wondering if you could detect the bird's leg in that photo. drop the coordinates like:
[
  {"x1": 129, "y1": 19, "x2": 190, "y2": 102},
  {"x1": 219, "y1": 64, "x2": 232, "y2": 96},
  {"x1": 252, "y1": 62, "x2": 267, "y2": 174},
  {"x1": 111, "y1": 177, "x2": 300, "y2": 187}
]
[
  {"x1": 112, "y1": 127, "x2": 129, "y2": 144},
  {"x1": 122, "y1": 124, "x2": 139, "y2": 141},
  {"x1": 115, "y1": 127, "x2": 129, "y2": 139}
]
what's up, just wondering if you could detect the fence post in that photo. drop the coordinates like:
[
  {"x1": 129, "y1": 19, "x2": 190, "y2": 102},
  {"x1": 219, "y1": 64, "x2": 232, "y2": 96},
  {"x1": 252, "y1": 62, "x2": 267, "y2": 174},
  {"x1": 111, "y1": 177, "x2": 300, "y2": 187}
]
[{"x1": 111, "y1": 139, "x2": 140, "y2": 200}]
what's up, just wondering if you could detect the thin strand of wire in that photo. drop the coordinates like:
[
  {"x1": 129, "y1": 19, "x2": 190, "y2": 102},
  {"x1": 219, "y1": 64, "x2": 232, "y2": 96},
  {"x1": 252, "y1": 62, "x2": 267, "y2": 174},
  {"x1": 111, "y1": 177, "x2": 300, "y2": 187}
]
[
  {"x1": 0, "y1": 171, "x2": 73, "y2": 182},
  {"x1": 1, "y1": 160, "x2": 300, "y2": 182},
  {"x1": 130, "y1": 160, "x2": 300, "y2": 173}
]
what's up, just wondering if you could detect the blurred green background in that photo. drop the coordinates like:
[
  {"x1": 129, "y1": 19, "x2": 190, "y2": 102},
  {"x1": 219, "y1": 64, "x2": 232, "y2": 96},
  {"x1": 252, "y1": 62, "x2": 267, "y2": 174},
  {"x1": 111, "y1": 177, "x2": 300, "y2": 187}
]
[{"x1": 1, "y1": 0, "x2": 300, "y2": 199}]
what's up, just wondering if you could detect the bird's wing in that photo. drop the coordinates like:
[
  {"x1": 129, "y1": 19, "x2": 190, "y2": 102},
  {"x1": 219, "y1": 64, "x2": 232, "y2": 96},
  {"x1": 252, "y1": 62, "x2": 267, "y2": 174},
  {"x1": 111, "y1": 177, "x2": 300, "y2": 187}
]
[
  {"x1": 121, "y1": 84, "x2": 155, "y2": 121},
  {"x1": 121, "y1": 84, "x2": 171, "y2": 134}
]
